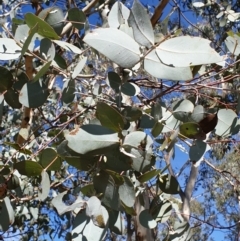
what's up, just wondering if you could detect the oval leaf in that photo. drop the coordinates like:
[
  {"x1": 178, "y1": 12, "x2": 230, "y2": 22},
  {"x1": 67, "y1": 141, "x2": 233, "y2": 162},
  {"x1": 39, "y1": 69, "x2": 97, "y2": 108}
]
[
  {"x1": 96, "y1": 102, "x2": 125, "y2": 132},
  {"x1": 137, "y1": 169, "x2": 160, "y2": 183},
  {"x1": 38, "y1": 170, "x2": 50, "y2": 201},
  {"x1": 139, "y1": 209, "x2": 157, "y2": 229},
  {"x1": 53, "y1": 40, "x2": 82, "y2": 54},
  {"x1": 0, "y1": 38, "x2": 21, "y2": 60},
  {"x1": 156, "y1": 36, "x2": 223, "y2": 67},
  {"x1": 150, "y1": 198, "x2": 172, "y2": 223},
  {"x1": 72, "y1": 56, "x2": 87, "y2": 79},
  {"x1": 64, "y1": 125, "x2": 119, "y2": 155},
  {"x1": 158, "y1": 174, "x2": 181, "y2": 194},
  {"x1": 118, "y1": 176, "x2": 135, "y2": 207},
  {"x1": 25, "y1": 13, "x2": 60, "y2": 39},
  {"x1": 19, "y1": 80, "x2": 49, "y2": 108},
  {"x1": 14, "y1": 161, "x2": 43, "y2": 177},
  {"x1": 128, "y1": 0, "x2": 154, "y2": 48},
  {"x1": 215, "y1": 109, "x2": 238, "y2": 136},
  {"x1": 68, "y1": 8, "x2": 86, "y2": 30},
  {"x1": 144, "y1": 50, "x2": 193, "y2": 81},
  {"x1": 83, "y1": 28, "x2": 140, "y2": 68}
]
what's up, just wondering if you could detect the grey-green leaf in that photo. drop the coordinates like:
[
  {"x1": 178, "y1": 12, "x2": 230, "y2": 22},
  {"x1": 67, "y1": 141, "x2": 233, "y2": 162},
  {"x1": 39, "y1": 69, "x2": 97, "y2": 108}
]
[
  {"x1": 108, "y1": 1, "x2": 130, "y2": 28},
  {"x1": 32, "y1": 61, "x2": 52, "y2": 82},
  {"x1": 144, "y1": 50, "x2": 193, "y2": 81},
  {"x1": 19, "y1": 80, "x2": 49, "y2": 108},
  {"x1": 128, "y1": 0, "x2": 154, "y2": 48},
  {"x1": 21, "y1": 23, "x2": 39, "y2": 56},
  {"x1": 65, "y1": 124, "x2": 119, "y2": 155},
  {"x1": 0, "y1": 197, "x2": 15, "y2": 231},
  {"x1": 83, "y1": 28, "x2": 140, "y2": 68},
  {"x1": 0, "y1": 38, "x2": 21, "y2": 60},
  {"x1": 150, "y1": 198, "x2": 172, "y2": 223},
  {"x1": 68, "y1": 8, "x2": 86, "y2": 30},
  {"x1": 118, "y1": 176, "x2": 135, "y2": 207},
  {"x1": 189, "y1": 140, "x2": 209, "y2": 162},
  {"x1": 139, "y1": 209, "x2": 157, "y2": 229},
  {"x1": 106, "y1": 72, "x2": 122, "y2": 92},
  {"x1": 40, "y1": 38, "x2": 55, "y2": 61},
  {"x1": 156, "y1": 36, "x2": 223, "y2": 67},
  {"x1": 72, "y1": 57, "x2": 87, "y2": 79},
  {"x1": 215, "y1": 109, "x2": 238, "y2": 136},
  {"x1": 38, "y1": 170, "x2": 50, "y2": 201}
]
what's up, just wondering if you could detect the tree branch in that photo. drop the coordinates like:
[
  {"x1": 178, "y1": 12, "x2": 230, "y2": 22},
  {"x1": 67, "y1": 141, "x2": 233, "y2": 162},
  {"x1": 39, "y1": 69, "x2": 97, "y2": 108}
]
[
  {"x1": 151, "y1": 0, "x2": 170, "y2": 27},
  {"x1": 181, "y1": 162, "x2": 199, "y2": 221}
]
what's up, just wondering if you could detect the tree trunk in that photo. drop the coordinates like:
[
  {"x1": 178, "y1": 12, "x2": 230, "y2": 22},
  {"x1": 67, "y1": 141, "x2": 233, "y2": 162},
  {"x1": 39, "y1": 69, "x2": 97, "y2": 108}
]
[{"x1": 133, "y1": 190, "x2": 155, "y2": 241}]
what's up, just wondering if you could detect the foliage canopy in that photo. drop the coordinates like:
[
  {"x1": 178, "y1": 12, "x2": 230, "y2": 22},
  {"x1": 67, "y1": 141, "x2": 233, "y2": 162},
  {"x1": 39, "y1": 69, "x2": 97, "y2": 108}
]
[{"x1": 0, "y1": 0, "x2": 239, "y2": 240}]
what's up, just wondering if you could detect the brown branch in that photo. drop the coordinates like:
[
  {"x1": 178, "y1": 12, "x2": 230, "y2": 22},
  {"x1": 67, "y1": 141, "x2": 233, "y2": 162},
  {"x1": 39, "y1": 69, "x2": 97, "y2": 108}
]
[
  {"x1": 151, "y1": 0, "x2": 170, "y2": 27},
  {"x1": 16, "y1": 55, "x2": 35, "y2": 146}
]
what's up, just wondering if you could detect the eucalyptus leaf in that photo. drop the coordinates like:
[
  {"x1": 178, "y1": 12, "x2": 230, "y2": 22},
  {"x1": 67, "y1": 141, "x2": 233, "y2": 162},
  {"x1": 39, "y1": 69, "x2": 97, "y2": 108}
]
[
  {"x1": 215, "y1": 109, "x2": 239, "y2": 136},
  {"x1": 106, "y1": 72, "x2": 122, "y2": 92},
  {"x1": 144, "y1": 50, "x2": 193, "y2": 81},
  {"x1": 25, "y1": 13, "x2": 60, "y2": 39},
  {"x1": 83, "y1": 28, "x2": 141, "y2": 68},
  {"x1": 108, "y1": 1, "x2": 130, "y2": 28},
  {"x1": 139, "y1": 209, "x2": 157, "y2": 229},
  {"x1": 118, "y1": 176, "x2": 135, "y2": 207},
  {"x1": 64, "y1": 124, "x2": 119, "y2": 155},
  {"x1": 0, "y1": 197, "x2": 15, "y2": 231},
  {"x1": 156, "y1": 36, "x2": 223, "y2": 67},
  {"x1": 14, "y1": 161, "x2": 43, "y2": 177},
  {"x1": 137, "y1": 169, "x2": 160, "y2": 183},
  {"x1": 96, "y1": 102, "x2": 125, "y2": 132},
  {"x1": 72, "y1": 57, "x2": 87, "y2": 79},
  {"x1": 38, "y1": 171, "x2": 50, "y2": 201},
  {"x1": 0, "y1": 38, "x2": 21, "y2": 60},
  {"x1": 159, "y1": 174, "x2": 181, "y2": 194},
  {"x1": 128, "y1": 0, "x2": 154, "y2": 48},
  {"x1": 68, "y1": 8, "x2": 86, "y2": 30},
  {"x1": 32, "y1": 61, "x2": 52, "y2": 82},
  {"x1": 19, "y1": 80, "x2": 49, "y2": 108}
]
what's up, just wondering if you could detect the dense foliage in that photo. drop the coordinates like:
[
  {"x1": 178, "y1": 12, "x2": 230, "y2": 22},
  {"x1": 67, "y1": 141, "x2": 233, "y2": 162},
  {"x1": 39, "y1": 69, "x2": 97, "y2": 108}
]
[{"x1": 0, "y1": 0, "x2": 239, "y2": 240}]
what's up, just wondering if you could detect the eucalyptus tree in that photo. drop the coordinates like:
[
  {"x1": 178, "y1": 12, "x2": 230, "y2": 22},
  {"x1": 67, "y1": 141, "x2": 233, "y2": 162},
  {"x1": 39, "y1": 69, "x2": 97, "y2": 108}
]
[{"x1": 0, "y1": 0, "x2": 239, "y2": 241}]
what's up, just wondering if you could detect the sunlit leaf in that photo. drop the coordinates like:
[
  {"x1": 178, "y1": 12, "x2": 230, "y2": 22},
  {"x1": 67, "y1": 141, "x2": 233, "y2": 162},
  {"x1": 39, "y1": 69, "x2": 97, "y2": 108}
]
[
  {"x1": 72, "y1": 57, "x2": 87, "y2": 79},
  {"x1": 72, "y1": 207, "x2": 108, "y2": 241},
  {"x1": 137, "y1": 169, "x2": 160, "y2": 183},
  {"x1": 25, "y1": 13, "x2": 60, "y2": 39},
  {"x1": 52, "y1": 191, "x2": 85, "y2": 215},
  {"x1": 0, "y1": 38, "x2": 21, "y2": 60},
  {"x1": 38, "y1": 7, "x2": 65, "y2": 35},
  {"x1": 215, "y1": 109, "x2": 239, "y2": 136},
  {"x1": 144, "y1": 50, "x2": 192, "y2": 81},
  {"x1": 108, "y1": 1, "x2": 130, "y2": 28},
  {"x1": 64, "y1": 125, "x2": 119, "y2": 155},
  {"x1": 128, "y1": 0, "x2": 154, "y2": 48},
  {"x1": 83, "y1": 28, "x2": 141, "y2": 68},
  {"x1": 38, "y1": 170, "x2": 50, "y2": 201},
  {"x1": 156, "y1": 36, "x2": 223, "y2": 67}
]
